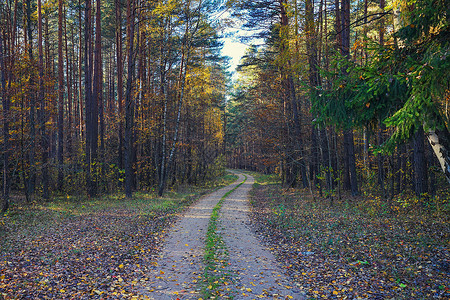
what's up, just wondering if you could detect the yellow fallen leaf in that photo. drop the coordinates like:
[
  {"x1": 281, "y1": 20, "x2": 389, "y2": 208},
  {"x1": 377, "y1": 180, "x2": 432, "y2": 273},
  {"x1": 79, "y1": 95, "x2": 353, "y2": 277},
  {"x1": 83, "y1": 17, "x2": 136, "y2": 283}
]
[
  {"x1": 119, "y1": 264, "x2": 124, "y2": 269},
  {"x1": 246, "y1": 288, "x2": 252, "y2": 292},
  {"x1": 185, "y1": 244, "x2": 189, "y2": 247},
  {"x1": 60, "y1": 289, "x2": 66, "y2": 293},
  {"x1": 333, "y1": 290, "x2": 339, "y2": 295}
]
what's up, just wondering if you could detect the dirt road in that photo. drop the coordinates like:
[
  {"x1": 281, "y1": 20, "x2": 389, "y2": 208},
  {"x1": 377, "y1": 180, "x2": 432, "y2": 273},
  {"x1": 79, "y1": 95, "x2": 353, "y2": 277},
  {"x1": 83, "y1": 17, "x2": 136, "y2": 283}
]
[{"x1": 140, "y1": 171, "x2": 303, "y2": 299}]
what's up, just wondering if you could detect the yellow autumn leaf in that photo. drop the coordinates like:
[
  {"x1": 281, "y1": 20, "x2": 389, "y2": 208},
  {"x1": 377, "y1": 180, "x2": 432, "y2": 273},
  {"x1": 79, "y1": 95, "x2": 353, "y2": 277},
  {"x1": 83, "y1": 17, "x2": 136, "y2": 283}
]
[
  {"x1": 119, "y1": 264, "x2": 124, "y2": 268},
  {"x1": 60, "y1": 289, "x2": 66, "y2": 293},
  {"x1": 333, "y1": 290, "x2": 339, "y2": 295}
]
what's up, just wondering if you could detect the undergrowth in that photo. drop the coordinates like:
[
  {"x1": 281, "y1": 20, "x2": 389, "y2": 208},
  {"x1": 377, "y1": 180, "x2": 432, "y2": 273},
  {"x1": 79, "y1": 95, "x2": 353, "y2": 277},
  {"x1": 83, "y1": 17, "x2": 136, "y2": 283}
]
[{"x1": 249, "y1": 172, "x2": 449, "y2": 299}]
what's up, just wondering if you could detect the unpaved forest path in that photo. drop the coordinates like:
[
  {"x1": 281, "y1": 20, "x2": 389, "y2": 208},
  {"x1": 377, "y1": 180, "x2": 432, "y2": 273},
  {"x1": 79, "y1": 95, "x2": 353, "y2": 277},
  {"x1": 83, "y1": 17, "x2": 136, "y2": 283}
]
[{"x1": 139, "y1": 171, "x2": 304, "y2": 299}]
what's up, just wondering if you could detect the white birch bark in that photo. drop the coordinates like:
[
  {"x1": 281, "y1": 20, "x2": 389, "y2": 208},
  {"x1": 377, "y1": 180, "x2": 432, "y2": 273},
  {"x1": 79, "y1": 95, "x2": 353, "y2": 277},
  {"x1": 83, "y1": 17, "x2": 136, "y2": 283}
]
[{"x1": 426, "y1": 127, "x2": 450, "y2": 184}]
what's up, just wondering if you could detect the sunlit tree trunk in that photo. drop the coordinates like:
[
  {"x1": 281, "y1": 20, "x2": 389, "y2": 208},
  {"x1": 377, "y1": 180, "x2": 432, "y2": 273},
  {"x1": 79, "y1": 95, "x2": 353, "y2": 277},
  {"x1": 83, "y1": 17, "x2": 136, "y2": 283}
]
[{"x1": 426, "y1": 126, "x2": 450, "y2": 184}]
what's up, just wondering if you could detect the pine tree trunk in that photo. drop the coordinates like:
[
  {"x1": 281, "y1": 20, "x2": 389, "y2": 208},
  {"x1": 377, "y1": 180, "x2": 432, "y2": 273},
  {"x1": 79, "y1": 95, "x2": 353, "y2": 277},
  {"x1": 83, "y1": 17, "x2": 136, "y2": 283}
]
[
  {"x1": 413, "y1": 127, "x2": 428, "y2": 196},
  {"x1": 26, "y1": 0, "x2": 36, "y2": 197},
  {"x1": 78, "y1": 0, "x2": 84, "y2": 140},
  {"x1": 92, "y1": 0, "x2": 101, "y2": 194},
  {"x1": 116, "y1": 0, "x2": 124, "y2": 171},
  {"x1": 377, "y1": 124, "x2": 386, "y2": 196},
  {"x1": 64, "y1": 9, "x2": 73, "y2": 157},
  {"x1": 37, "y1": 0, "x2": 49, "y2": 200},
  {"x1": 124, "y1": 0, "x2": 136, "y2": 198},
  {"x1": 1, "y1": 31, "x2": 10, "y2": 212},
  {"x1": 57, "y1": 0, "x2": 64, "y2": 191},
  {"x1": 341, "y1": 0, "x2": 358, "y2": 195},
  {"x1": 84, "y1": 0, "x2": 94, "y2": 196}
]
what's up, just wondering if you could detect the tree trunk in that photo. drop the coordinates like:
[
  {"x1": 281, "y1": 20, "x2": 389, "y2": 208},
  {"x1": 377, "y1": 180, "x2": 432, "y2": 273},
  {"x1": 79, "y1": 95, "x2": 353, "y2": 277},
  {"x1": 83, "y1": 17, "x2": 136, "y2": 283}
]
[
  {"x1": 413, "y1": 127, "x2": 428, "y2": 196},
  {"x1": 64, "y1": 8, "x2": 73, "y2": 158},
  {"x1": 346, "y1": 130, "x2": 358, "y2": 195},
  {"x1": 84, "y1": 0, "x2": 95, "y2": 196},
  {"x1": 57, "y1": 0, "x2": 64, "y2": 191},
  {"x1": 1, "y1": 31, "x2": 10, "y2": 212},
  {"x1": 93, "y1": 0, "x2": 102, "y2": 192},
  {"x1": 25, "y1": 0, "x2": 36, "y2": 197},
  {"x1": 37, "y1": 0, "x2": 49, "y2": 200},
  {"x1": 124, "y1": 0, "x2": 136, "y2": 198},
  {"x1": 426, "y1": 125, "x2": 450, "y2": 184},
  {"x1": 78, "y1": 0, "x2": 84, "y2": 140},
  {"x1": 279, "y1": 0, "x2": 308, "y2": 188},
  {"x1": 116, "y1": 0, "x2": 124, "y2": 171},
  {"x1": 340, "y1": 0, "x2": 358, "y2": 195},
  {"x1": 377, "y1": 124, "x2": 386, "y2": 196}
]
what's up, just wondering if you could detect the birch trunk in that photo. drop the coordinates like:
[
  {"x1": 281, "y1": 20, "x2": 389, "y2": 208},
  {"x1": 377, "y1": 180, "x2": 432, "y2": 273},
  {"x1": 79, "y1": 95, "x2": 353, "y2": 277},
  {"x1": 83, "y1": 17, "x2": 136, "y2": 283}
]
[{"x1": 426, "y1": 127, "x2": 450, "y2": 184}]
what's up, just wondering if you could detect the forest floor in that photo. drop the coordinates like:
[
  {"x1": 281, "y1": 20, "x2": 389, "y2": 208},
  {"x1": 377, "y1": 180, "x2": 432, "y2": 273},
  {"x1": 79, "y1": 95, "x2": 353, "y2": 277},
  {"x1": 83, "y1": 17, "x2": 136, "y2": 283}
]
[
  {"x1": 249, "y1": 173, "x2": 450, "y2": 299},
  {"x1": 1, "y1": 171, "x2": 449, "y2": 300},
  {"x1": 0, "y1": 174, "x2": 236, "y2": 299}
]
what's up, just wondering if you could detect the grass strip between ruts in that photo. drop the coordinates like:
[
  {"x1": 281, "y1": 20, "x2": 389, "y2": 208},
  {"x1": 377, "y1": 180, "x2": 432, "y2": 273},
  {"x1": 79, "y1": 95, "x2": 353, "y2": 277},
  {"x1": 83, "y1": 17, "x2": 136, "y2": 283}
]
[{"x1": 201, "y1": 174, "x2": 247, "y2": 299}]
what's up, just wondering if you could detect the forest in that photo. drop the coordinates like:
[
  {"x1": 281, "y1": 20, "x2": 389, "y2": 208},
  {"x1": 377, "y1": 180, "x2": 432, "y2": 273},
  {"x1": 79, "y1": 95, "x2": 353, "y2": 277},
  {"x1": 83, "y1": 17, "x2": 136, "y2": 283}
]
[
  {"x1": 227, "y1": 0, "x2": 450, "y2": 206},
  {"x1": 0, "y1": 0, "x2": 449, "y2": 209},
  {"x1": 0, "y1": 0, "x2": 449, "y2": 298},
  {"x1": 0, "y1": 0, "x2": 229, "y2": 210}
]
